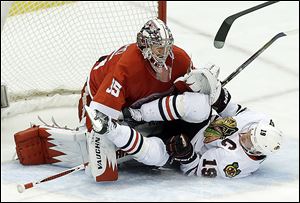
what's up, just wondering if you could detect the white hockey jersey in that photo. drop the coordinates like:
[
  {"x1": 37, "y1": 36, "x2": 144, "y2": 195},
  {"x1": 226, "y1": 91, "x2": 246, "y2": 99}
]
[
  {"x1": 126, "y1": 91, "x2": 275, "y2": 178},
  {"x1": 181, "y1": 104, "x2": 272, "y2": 179}
]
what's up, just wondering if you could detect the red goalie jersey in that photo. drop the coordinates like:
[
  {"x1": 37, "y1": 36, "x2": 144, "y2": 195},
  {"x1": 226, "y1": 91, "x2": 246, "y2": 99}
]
[{"x1": 78, "y1": 43, "x2": 192, "y2": 130}]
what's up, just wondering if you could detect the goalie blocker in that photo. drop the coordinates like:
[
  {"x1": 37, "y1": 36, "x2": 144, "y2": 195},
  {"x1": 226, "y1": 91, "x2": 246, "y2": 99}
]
[{"x1": 14, "y1": 125, "x2": 128, "y2": 181}]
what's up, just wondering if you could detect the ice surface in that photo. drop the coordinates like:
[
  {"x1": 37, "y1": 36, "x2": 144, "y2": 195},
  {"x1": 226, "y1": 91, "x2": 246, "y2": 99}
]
[{"x1": 1, "y1": 1, "x2": 299, "y2": 201}]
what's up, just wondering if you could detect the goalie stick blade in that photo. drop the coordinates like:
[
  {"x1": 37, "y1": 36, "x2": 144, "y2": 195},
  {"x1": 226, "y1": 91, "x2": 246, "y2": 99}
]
[{"x1": 214, "y1": 1, "x2": 279, "y2": 49}]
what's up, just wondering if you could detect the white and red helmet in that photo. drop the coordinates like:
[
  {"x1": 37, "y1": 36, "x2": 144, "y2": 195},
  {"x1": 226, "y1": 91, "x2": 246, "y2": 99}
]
[{"x1": 137, "y1": 18, "x2": 174, "y2": 82}]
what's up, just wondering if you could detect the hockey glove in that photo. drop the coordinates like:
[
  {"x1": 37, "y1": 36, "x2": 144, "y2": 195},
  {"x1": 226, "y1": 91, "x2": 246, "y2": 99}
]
[
  {"x1": 166, "y1": 134, "x2": 196, "y2": 164},
  {"x1": 174, "y1": 63, "x2": 221, "y2": 105}
]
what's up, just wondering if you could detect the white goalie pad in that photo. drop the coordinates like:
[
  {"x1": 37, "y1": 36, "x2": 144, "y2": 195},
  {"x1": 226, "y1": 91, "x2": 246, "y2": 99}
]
[
  {"x1": 86, "y1": 131, "x2": 119, "y2": 181},
  {"x1": 41, "y1": 126, "x2": 89, "y2": 168}
]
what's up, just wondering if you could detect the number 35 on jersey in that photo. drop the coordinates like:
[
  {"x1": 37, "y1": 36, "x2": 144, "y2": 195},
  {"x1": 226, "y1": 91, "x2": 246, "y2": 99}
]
[{"x1": 106, "y1": 78, "x2": 122, "y2": 97}]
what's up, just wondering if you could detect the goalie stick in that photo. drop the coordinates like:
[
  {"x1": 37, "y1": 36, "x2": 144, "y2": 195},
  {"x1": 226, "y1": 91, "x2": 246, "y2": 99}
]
[
  {"x1": 17, "y1": 162, "x2": 88, "y2": 193},
  {"x1": 214, "y1": 1, "x2": 279, "y2": 49},
  {"x1": 221, "y1": 32, "x2": 287, "y2": 87}
]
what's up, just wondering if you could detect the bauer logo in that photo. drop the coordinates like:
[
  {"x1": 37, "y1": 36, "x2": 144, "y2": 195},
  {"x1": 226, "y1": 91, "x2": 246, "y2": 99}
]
[{"x1": 95, "y1": 137, "x2": 103, "y2": 169}]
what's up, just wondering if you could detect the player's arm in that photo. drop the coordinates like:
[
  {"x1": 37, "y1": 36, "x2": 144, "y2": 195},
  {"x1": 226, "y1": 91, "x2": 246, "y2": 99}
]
[
  {"x1": 90, "y1": 72, "x2": 126, "y2": 120},
  {"x1": 166, "y1": 134, "x2": 249, "y2": 179},
  {"x1": 166, "y1": 134, "x2": 219, "y2": 177}
]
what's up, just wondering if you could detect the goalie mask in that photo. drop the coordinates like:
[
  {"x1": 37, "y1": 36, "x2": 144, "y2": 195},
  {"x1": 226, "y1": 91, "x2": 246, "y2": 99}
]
[
  {"x1": 239, "y1": 121, "x2": 283, "y2": 156},
  {"x1": 137, "y1": 18, "x2": 174, "y2": 82}
]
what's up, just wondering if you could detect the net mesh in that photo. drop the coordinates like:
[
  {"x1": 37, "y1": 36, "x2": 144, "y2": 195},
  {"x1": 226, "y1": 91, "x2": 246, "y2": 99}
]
[{"x1": 1, "y1": 1, "x2": 160, "y2": 102}]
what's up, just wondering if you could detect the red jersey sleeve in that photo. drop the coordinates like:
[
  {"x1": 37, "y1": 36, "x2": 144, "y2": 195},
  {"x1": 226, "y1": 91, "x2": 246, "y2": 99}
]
[{"x1": 90, "y1": 66, "x2": 127, "y2": 120}]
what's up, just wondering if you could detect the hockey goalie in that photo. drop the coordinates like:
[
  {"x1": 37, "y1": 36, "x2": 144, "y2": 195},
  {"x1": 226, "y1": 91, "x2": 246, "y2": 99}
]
[{"x1": 14, "y1": 18, "x2": 192, "y2": 182}]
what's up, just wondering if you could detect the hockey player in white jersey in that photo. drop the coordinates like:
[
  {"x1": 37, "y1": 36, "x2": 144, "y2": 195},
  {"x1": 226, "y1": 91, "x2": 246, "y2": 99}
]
[
  {"x1": 164, "y1": 104, "x2": 283, "y2": 178},
  {"x1": 95, "y1": 64, "x2": 283, "y2": 178}
]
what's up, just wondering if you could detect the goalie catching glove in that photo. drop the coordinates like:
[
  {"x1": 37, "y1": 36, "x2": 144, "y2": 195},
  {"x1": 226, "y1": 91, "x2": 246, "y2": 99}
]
[{"x1": 174, "y1": 63, "x2": 221, "y2": 105}]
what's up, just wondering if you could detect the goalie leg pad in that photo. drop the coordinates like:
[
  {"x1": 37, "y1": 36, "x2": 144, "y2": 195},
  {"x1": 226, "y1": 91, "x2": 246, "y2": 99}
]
[
  {"x1": 87, "y1": 131, "x2": 118, "y2": 182},
  {"x1": 14, "y1": 125, "x2": 89, "y2": 167}
]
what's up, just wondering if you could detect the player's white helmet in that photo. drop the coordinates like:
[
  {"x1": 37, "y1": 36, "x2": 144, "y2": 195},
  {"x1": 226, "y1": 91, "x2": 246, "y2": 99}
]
[
  {"x1": 137, "y1": 18, "x2": 174, "y2": 82},
  {"x1": 240, "y1": 121, "x2": 283, "y2": 156}
]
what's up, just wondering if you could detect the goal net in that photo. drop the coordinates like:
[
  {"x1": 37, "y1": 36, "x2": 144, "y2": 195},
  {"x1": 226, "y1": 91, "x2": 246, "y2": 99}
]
[{"x1": 1, "y1": 1, "x2": 166, "y2": 117}]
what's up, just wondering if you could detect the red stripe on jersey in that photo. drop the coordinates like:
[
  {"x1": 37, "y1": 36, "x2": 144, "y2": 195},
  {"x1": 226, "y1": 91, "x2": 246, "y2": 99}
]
[
  {"x1": 126, "y1": 131, "x2": 139, "y2": 153},
  {"x1": 165, "y1": 96, "x2": 175, "y2": 120}
]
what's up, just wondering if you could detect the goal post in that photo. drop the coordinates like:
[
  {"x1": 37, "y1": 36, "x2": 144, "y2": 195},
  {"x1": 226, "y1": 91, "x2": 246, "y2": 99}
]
[
  {"x1": 158, "y1": 1, "x2": 167, "y2": 23},
  {"x1": 1, "y1": 1, "x2": 167, "y2": 117}
]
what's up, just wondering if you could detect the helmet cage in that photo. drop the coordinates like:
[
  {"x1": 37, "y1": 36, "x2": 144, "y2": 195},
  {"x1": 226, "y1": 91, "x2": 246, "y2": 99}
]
[{"x1": 137, "y1": 19, "x2": 174, "y2": 82}]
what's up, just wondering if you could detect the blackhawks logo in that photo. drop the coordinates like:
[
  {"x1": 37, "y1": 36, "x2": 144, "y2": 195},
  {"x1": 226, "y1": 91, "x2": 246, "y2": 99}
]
[
  {"x1": 223, "y1": 162, "x2": 241, "y2": 178},
  {"x1": 204, "y1": 117, "x2": 238, "y2": 143}
]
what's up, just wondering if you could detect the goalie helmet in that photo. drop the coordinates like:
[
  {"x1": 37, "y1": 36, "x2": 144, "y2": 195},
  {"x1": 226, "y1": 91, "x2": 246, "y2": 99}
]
[
  {"x1": 137, "y1": 18, "x2": 174, "y2": 82},
  {"x1": 240, "y1": 120, "x2": 283, "y2": 156}
]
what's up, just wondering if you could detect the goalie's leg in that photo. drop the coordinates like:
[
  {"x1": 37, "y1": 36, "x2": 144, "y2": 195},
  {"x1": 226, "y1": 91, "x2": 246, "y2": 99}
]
[
  {"x1": 85, "y1": 105, "x2": 169, "y2": 167},
  {"x1": 85, "y1": 130, "x2": 119, "y2": 182}
]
